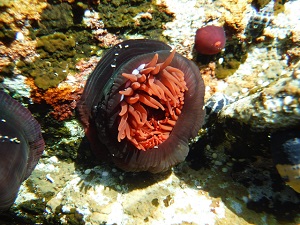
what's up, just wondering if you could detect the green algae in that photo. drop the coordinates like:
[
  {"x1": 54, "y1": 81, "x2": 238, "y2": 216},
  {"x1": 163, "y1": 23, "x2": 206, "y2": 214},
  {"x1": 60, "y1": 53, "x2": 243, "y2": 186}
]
[
  {"x1": 18, "y1": 200, "x2": 84, "y2": 225},
  {"x1": 19, "y1": 199, "x2": 46, "y2": 215},
  {"x1": 273, "y1": 0, "x2": 288, "y2": 15},
  {"x1": 215, "y1": 58, "x2": 242, "y2": 79},
  {"x1": 51, "y1": 140, "x2": 81, "y2": 162},
  {"x1": 252, "y1": 0, "x2": 287, "y2": 15},
  {"x1": 17, "y1": 32, "x2": 75, "y2": 89},
  {"x1": 72, "y1": 30, "x2": 99, "y2": 58},
  {"x1": 0, "y1": 25, "x2": 15, "y2": 43},
  {"x1": 0, "y1": 0, "x2": 13, "y2": 7},
  {"x1": 41, "y1": 117, "x2": 81, "y2": 161},
  {"x1": 34, "y1": 3, "x2": 74, "y2": 36},
  {"x1": 214, "y1": 37, "x2": 248, "y2": 79},
  {"x1": 17, "y1": 30, "x2": 98, "y2": 90},
  {"x1": 49, "y1": 205, "x2": 85, "y2": 225},
  {"x1": 5, "y1": 1, "x2": 172, "y2": 90},
  {"x1": 13, "y1": 2, "x2": 98, "y2": 90},
  {"x1": 97, "y1": 0, "x2": 173, "y2": 37},
  {"x1": 0, "y1": 1, "x2": 18, "y2": 44},
  {"x1": 0, "y1": 62, "x2": 15, "y2": 76},
  {"x1": 37, "y1": 32, "x2": 76, "y2": 57},
  {"x1": 151, "y1": 198, "x2": 159, "y2": 207},
  {"x1": 251, "y1": 0, "x2": 272, "y2": 10}
]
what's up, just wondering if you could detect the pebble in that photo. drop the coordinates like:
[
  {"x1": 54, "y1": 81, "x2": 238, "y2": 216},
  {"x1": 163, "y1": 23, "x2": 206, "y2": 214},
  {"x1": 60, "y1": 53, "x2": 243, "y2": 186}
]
[
  {"x1": 218, "y1": 58, "x2": 224, "y2": 64},
  {"x1": 215, "y1": 161, "x2": 222, "y2": 166},
  {"x1": 62, "y1": 205, "x2": 71, "y2": 214},
  {"x1": 85, "y1": 169, "x2": 91, "y2": 175},
  {"x1": 46, "y1": 174, "x2": 55, "y2": 183},
  {"x1": 283, "y1": 96, "x2": 293, "y2": 105},
  {"x1": 15, "y1": 32, "x2": 24, "y2": 41},
  {"x1": 84, "y1": 9, "x2": 91, "y2": 17},
  {"x1": 262, "y1": 63, "x2": 269, "y2": 70},
  {"x1": 102, "y1": 171, "x2": 109, "y2": 177},
  {"x1": 222, "y1": 167, "x2": 228, "y2": 173},
  {"x1": 241, "y1": 88, "x2": 248, "y2": 94},
  {"x1": 226, "y1": 162, "x2": 233, "y2": 167}
]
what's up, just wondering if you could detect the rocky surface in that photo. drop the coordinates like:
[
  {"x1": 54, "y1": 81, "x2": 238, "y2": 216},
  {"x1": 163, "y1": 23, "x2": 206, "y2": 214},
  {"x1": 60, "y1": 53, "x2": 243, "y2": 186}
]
[{"x1": 0, "y1": 0, "x2": 299, "y2": 224}]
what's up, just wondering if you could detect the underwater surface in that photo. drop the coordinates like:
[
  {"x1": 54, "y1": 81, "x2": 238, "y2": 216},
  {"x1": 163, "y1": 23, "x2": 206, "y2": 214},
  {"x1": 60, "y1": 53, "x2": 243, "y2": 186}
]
[{"x1": 0, "y1": 0, "x2": 299, "y2": 224}]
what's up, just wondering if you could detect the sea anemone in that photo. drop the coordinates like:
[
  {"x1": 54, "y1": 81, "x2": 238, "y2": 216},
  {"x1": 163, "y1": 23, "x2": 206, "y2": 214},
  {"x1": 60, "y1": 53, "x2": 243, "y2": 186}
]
[
  {"x1": 77, "y1": 39, "x2": 205, "y2": 173},
  {"x1": 0, "y1": 91, "x2": 44, "y2": 211},
  {"x1": 195, "y1": 25, "x2": 226, "y2": 55}
]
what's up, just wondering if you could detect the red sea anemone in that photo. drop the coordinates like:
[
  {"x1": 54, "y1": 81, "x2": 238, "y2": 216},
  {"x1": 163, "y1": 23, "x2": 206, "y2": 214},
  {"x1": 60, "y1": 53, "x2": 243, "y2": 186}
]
[
  {"x1": 77, "y1": 40, "x2": 205, "y2": 173},
  {"x1": 195, "y1": 25, "x2": 226, "y2": 55},
  {"x1": 0, "y1": 91, "x2": 44, "y2": 211}
]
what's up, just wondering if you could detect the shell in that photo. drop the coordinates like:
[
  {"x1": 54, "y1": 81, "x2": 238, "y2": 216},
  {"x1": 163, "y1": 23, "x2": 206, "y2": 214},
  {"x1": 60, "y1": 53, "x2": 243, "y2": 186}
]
[
  {"x1": 77, "y1": 40, "x2": 205, "y2": 173},
  {"x1": 0, "y1": 91, "x2": 44, "y2": 211},
  {"x1": 205, "y1": 93, "x2": 233, "y2": 116}
]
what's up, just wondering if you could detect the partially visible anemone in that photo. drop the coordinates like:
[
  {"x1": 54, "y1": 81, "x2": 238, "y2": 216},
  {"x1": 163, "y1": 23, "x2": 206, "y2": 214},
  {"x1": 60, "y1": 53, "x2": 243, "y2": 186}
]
[
  {"x1": 77, "y1": 39, "x2": 205, "y2": 173},
  {"x1": 0, "y1": 91, "x2": 45, "y2": 211}
]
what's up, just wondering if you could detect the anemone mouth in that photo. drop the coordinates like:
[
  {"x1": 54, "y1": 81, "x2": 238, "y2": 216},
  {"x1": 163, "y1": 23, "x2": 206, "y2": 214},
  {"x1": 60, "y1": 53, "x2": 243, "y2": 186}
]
[{"x1": 115, "y1": 49, "x2": 188, "y2": 151}]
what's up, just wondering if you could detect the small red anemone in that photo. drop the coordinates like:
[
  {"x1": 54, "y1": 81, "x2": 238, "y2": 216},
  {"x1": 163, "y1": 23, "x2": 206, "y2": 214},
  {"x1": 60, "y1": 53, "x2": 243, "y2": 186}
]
[{"x1": 195, "y1": 25, "x2": 226, "y2": 55}]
